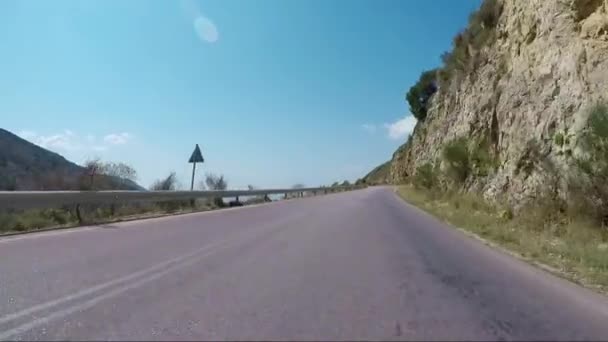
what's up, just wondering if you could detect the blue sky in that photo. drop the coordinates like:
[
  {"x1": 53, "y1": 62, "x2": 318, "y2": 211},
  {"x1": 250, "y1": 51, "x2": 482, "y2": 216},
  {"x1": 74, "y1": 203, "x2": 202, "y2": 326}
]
[{"x1": 1, "y1": 0, "x2": 480, "y2": 189}]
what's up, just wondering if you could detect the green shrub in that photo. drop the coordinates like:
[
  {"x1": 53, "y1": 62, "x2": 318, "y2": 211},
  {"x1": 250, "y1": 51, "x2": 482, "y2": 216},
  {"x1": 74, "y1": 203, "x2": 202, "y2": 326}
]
[
  {"x1": 470, "y1": 137, "x2": 499, "y2": 176},
  {"x1": 588, "y1": 103, "x2": 608, "y2": 138},
  {"x1": 0, "y1": 213, "x2": 18, "y2": 232},
  {"x1": 499, "y1": 208, "x2": 514, "y2": 221},
  {"x1": 476, "y1": 0, "x2": 503, "y2": 29},
  {"x1": 15, "y1": 212, "x2": 54, "y2": 231},
  {"x1": 574, "y1": 103, "x2": 608, "y2": 223},
  {"x1": 93, "y1": 206, "x2": 113, "y2": 219},
  {"x1": 439, "y1": 0, "x2": 503, "y2": 83},
  {"x1": 47, "y1": 209, "x2": 71, "y2": 225},
  {"x1": 442, "y1": 137, "x2": 471, "y2": 184},
  {"x1": 553, "y1": 132, "x2": 565, "y2": 147},
  {"x1": 413, "y1": 163, "x2": 437, "y2": 190},
  {"x1": 13, "y1": 221, "x2": 26, "y2": 231},
  {"x1": 156, "y1": 200, "x2": 191, "y2": 213}
]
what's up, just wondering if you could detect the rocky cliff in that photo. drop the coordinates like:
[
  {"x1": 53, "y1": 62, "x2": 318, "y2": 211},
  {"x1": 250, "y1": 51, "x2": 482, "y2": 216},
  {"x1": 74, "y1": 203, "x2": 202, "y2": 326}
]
[{"x1": 389, "y1": 0, "x2": 608, "y2": 206}]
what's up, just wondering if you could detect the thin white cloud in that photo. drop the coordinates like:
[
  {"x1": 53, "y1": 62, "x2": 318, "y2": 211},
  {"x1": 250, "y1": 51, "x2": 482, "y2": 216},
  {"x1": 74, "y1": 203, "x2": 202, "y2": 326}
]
[
  {"x1": 17, "y1": 130, "x2": 133, "y2": 152},
  {"x1": 103, "y1": 132, "x2": 131, "y2": 145},
  {"x1": 18, "y1": 130, "x2": 79, "y2": 151},
  {"x1": 361, "y1": 123, "x2": 377, "y2": 134},
  {"x1": 385, "y1": 115, "x2": 417, "y2": 140}
]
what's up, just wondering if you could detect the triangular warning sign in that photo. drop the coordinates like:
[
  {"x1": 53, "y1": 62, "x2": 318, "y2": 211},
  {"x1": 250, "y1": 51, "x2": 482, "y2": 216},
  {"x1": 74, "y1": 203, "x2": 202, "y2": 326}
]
[{"x1": 188, "y1": 144, "x2": 204, "y2": 163}]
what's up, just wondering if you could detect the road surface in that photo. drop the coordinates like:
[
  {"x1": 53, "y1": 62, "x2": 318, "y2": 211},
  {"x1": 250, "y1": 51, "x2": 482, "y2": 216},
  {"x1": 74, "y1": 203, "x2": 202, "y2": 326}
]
[{"x1": 1, "y1": 187, "x2": 608, "y2": 341}]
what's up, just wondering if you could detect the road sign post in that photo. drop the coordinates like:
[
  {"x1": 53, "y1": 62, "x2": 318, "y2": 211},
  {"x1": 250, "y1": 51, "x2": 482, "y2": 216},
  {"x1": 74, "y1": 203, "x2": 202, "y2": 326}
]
[{"x1": 188, "y1": 144, "x2": 205, "y2": 191}]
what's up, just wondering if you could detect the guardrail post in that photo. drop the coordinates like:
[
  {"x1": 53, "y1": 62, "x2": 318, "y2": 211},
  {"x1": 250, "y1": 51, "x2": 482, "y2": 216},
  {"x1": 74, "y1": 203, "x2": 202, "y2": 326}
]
[{"x1": 75, "y1": 204, "x2": 83, "y2": 224}]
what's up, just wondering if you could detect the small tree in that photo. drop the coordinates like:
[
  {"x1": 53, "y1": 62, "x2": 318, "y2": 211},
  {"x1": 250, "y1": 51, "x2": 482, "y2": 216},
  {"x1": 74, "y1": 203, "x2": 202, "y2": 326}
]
[
  {"x1": 205, "y1": 173, "x2": 228, "y2": 207},
  {"x1": 150, "y1": 172, "x2": 183, "y2": 212},
  {"x1": 150, "y1": 172, "x2": 178, "y2": 191},
  {"x1": 81, "y1": 158, "x2": 103, "y2": 190},
  {"x1": 100, "y1": 162, "x2": 137, "y2": 189},
  {"x1": 206, "y1": 173, "x2": 228, "y2": 190},
  {"x1": 79, "y1": 159, "x2": 138, "y2": 190},
  {"x1": 406, "y1": 69, "x2": 438, "y2": 121}
]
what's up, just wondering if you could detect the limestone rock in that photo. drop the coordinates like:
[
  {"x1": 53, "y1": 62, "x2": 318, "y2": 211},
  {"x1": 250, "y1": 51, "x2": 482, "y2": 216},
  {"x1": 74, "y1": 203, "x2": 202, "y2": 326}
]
[{"x1": 388, "y1": 0, "x2": 608, "y2": 206}]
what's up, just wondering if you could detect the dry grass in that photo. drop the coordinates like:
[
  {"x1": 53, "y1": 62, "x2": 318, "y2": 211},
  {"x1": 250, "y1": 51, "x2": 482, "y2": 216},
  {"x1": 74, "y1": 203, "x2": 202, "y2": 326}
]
[{"x1": 397, "y1": 185, "x2": 608, "y2": 293}]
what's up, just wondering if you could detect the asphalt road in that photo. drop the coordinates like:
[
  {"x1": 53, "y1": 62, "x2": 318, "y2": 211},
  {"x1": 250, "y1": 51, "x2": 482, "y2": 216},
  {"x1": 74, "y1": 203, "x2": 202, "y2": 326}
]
[{"x1": 1, "y1": 187, "x2": 608, "y2": 341}]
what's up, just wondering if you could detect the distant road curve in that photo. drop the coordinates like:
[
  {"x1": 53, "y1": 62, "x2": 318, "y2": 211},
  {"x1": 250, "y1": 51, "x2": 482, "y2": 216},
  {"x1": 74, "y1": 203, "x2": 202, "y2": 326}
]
[{"x1": 0, "y1": 187, "x2": 607, "y2": 340}]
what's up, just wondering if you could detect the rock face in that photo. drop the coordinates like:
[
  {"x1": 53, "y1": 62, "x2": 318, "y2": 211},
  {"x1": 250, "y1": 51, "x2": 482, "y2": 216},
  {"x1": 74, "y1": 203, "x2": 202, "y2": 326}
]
[{"x1": 389, "y1": 0, "x2": 608, "y2": 205}]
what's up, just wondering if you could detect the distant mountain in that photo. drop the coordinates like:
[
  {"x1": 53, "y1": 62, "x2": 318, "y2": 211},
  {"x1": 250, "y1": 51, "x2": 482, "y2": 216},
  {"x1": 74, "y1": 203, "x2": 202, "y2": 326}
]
[
  {"x1": 0, "y1": 128, "x2": 143, "y2": 191},
  {"x1": 362, "y1": 160, "x2": 391, "y2": 185}
]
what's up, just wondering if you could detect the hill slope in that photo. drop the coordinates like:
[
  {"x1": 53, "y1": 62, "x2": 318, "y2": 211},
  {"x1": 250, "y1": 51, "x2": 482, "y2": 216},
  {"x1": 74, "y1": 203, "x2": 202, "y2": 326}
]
[
  {"x1": 362, "y1": 160, "x2": 391, "y2": 185},
  {"x1": 0, "y1": 128, "x2": 142, "y2": 190}
]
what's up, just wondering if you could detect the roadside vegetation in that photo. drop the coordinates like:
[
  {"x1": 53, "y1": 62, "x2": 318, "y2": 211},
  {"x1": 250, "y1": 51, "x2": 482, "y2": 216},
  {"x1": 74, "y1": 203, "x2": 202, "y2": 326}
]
[
  {"x1": 406, "y1": 0, "x2": 504, "y2": 123},
  {"x1": 397, "y1": 103, "x2": 608, "y2": 293},
  {"x1": 0, "y1": 161, "x2": 234, "y2": 234},
  {"x1": 398, "y1": 185, "x2": 608, "y2": 292},
  {"x1": 0, "y1": 200, "x2": 218, "y2": 235},
  {"x1": 0, "y1": 160, "x2": 355, "y2": 234}
]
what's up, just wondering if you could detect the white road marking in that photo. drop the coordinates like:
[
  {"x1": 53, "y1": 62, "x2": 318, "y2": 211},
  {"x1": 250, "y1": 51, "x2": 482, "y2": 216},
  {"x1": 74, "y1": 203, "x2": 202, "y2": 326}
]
[
  {"x1": 0, "y1": 227, "x2": 99, "y2": 244},
  {"x1": 0, "y1": 238, "x2": 230, "y2": 328},
  {"x1": 0, "y1": 244, "x2": 226, "y2": 340},
  {"x1": 0, "y1": 207, "x2": 300, "y2": 339}
]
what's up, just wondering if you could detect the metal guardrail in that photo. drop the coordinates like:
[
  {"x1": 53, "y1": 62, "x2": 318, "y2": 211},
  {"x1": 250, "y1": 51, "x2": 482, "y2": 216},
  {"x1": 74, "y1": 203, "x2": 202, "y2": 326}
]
[{"x1": 0, "y1": 186, "x2": 365, "y2": 210}]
